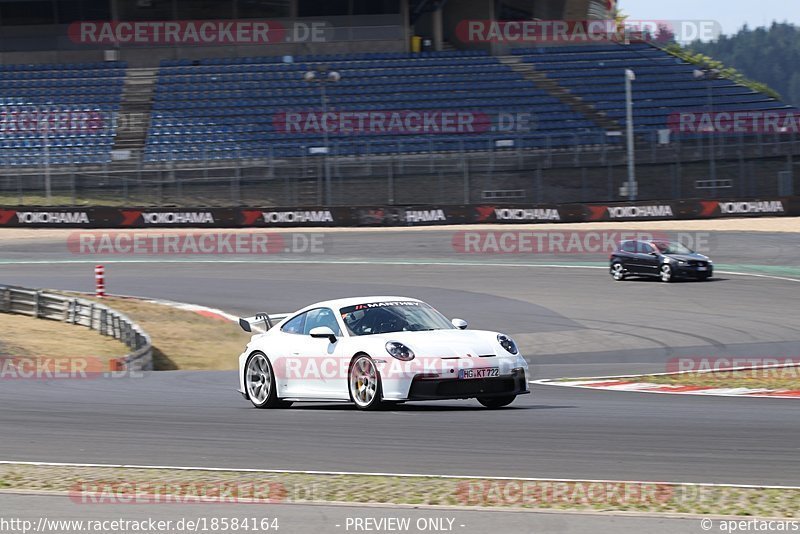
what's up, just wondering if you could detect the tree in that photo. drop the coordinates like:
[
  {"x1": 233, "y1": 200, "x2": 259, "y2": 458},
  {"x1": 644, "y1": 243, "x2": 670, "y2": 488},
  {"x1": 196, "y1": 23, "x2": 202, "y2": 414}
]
[{"x1": 686, "y1": 23, "x2": 800, "y2": 107}]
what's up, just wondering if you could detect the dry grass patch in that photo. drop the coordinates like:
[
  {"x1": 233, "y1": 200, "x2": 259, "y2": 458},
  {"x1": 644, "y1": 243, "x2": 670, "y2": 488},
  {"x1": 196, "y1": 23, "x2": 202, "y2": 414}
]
[
  {"x1": 0, "y1": 313, "x2": 128, "y2": 360},
  {"x1": 635, "y1": 366, "x2": 800, "y2": 391},
  {"x1": 63, "y1": 294, "x2": 245, "y2": 371}
]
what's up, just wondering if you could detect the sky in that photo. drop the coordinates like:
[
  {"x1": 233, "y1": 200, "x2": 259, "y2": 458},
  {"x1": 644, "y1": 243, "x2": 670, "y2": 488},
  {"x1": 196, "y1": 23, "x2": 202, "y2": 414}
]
[{"x1": 621, "y1": 0, "x2": 799, "y2": 40}]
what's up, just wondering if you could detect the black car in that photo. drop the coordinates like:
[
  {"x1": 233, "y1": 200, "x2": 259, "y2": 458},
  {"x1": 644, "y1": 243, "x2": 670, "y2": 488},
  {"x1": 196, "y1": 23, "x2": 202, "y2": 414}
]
[{"x1": 610, "y1": 240, "x2": 713, "y2": 282}]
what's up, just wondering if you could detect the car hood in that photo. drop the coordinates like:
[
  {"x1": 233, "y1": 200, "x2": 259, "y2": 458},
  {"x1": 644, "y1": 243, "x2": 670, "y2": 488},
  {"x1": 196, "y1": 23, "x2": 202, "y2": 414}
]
[
  {"x1": 369, "y1": 329, "x2": 506, "y2": 358},
  {"x1": 664, "y1": 253, "x2": 709, "y2": 262}
]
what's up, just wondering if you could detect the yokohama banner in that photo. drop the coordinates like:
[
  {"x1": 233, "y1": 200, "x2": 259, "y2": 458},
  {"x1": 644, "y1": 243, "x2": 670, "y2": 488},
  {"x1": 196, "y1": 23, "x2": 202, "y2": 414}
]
[{"x1": 0, "y1": 198, "x2": 796, "y2": 228}]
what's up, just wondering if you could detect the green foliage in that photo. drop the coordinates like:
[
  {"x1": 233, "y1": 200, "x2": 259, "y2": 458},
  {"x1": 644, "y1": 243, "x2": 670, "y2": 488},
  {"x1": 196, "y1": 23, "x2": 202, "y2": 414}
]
[
  {"x1": 682, "y1": 23, "x2": 800, "y2": 106},
  {"x1": 663, "y1": 43, "x2": 780, "y2": 100}
]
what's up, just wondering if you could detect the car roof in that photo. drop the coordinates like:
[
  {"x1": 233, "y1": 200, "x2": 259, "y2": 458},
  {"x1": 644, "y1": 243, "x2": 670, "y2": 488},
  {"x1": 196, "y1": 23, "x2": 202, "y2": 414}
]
[{"x1": 297, "y1": 296, "x2": 423, "y2": 313}]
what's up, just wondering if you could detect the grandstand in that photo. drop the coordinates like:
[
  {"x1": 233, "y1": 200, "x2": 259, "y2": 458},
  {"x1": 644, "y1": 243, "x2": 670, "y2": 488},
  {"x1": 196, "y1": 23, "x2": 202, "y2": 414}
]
[
  {"x1": 0, "y1": 61, "x2": 125, "y2": 167},
  {"x1": 146, "y1": 50, "x2": 603, "y2": 162},
  {"x1": 512, "y1": 44, "x2": 794, "y2": 131},
  {"x1": 143, "y1": 42, "x2": 796, "y2": 163},
  {"x1": 0, "y1": 0, "x2": 797, "y2": 206}
]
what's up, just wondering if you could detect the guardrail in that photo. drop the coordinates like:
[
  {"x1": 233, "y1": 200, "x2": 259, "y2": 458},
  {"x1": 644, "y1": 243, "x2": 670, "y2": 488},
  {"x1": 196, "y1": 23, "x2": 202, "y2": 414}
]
[{"x1": 0, "y1": 285, "x2": 152, "y2": 371}]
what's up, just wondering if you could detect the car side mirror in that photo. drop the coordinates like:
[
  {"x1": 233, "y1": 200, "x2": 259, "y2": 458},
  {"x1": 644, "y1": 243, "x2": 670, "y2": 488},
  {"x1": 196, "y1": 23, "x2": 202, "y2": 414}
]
[
  {"x1": 451, "y1": 318, "x2": 468, "y2": 330},
  {"x1": 309, "y1": 326, "x2": 337, "y2": 343}
]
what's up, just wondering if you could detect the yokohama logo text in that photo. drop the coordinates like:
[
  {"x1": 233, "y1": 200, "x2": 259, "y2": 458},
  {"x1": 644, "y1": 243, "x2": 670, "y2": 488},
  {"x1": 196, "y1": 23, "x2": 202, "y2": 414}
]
[
  {"x1": 494, "y1": 208, "x2": 561, "y2": 221},
  {"x1": 406, "y1": 209, "x2": 446, "y2": 223},
  {"x1": 607, "y1": 205, "x2": 673, "y2": 219},
  {"x1": 718, "y1": 201, "x2": 784, "y2": 214},
  {"x1": 140, "y1": 212, "x2": 215, "y2": 224},
  {"x1": 261, "y1": 211, "x2": 334, "y2": 223},
  {"x1": 16, "y1": 211, "x2": 90, "y2": 224}
]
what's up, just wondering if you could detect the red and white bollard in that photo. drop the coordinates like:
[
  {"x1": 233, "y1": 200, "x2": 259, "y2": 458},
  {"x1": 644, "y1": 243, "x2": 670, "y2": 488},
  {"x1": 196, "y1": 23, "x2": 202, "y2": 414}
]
[{"x1": 95, "y1": 265, "x2": 105, "y2": 298}]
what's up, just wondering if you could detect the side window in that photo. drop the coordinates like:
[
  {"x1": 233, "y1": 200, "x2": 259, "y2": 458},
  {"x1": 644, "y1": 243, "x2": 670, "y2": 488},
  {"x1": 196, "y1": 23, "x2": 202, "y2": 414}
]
[
  {"x1": 622, "y1": 241, "x2": 637, "y2": 253},
  {"x1": 637, "y1": 242, "x2": 654, "y2": 254},
  {"x1": 281, "y1": 312, "x2": 307, "y2": 335},
  {"x1": 303, "y1": 308, "x2": 342, "y2": 336}
]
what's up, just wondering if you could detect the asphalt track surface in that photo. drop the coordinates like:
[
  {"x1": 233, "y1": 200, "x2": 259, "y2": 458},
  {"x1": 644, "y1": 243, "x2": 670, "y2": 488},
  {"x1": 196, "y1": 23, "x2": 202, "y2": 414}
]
[{"x1": 1, "y1": 228, "x2": 799, "y2": 487}]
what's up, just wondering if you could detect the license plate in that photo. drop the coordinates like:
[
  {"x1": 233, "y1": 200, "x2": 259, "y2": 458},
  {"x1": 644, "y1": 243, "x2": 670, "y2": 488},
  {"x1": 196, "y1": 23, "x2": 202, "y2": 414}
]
[
  {"x1": 697, "y1": 266, "x2": 707, "y2": 271},
  {"x1": 459, "y1": 368, "x2": 499, "y2": 379}
]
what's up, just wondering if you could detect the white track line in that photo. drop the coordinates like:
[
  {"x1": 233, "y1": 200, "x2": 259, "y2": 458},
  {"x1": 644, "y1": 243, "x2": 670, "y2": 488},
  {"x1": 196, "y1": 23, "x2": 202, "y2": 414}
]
[
  {"x1": 1, "y1": 461, "x2": 798, "y2": 490},
  {"x1": 0, "y1": 258, "x2": 798, "y2": 283}
]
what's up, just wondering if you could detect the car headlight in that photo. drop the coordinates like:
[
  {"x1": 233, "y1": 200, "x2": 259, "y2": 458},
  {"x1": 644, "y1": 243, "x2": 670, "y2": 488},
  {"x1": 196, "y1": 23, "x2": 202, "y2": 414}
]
[
  {"x1": 497, "y1": 334, "x2": 518, "y2": 355},
  {"x1": 385, "y1": 341, "x2": 415, "y2": 361}
]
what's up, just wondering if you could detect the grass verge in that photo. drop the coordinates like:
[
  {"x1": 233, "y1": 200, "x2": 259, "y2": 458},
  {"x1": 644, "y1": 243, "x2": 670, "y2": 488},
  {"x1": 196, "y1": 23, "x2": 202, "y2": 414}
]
[
  {"x1": 0, "y1": 313, "x2": 128, "y2": 359},
  {"x1": 628, "y1": 367, "x2": 800, "y2": 391},
  {"x1": 61, "y1": 293, "x2": 244, "y2": 371},
  {"x1": 0, "y1": 464, "x2": 797, "y2": 517}
]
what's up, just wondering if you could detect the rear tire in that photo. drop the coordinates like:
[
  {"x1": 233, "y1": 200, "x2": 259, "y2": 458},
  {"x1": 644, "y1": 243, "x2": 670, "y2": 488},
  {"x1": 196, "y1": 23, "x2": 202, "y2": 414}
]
[
  {"x1": 477, "y1": 395, "x2": 517, "y2": 409},
  {"x1": 610, "y1": 262, "x2": 626, "y2": 281},
  {"x1": 245, "y1": 352, "x2": 292, "y2": 409}
]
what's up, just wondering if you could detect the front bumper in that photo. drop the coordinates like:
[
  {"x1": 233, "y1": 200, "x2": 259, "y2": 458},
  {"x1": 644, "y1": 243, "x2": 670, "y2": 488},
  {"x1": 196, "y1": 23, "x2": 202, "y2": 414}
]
[
  {"x1": 674, "y1": 265, "x2": 713, "y2": 278},
  {"x1": 405, "y1": 367, "x2": 529, "y2": 401}
]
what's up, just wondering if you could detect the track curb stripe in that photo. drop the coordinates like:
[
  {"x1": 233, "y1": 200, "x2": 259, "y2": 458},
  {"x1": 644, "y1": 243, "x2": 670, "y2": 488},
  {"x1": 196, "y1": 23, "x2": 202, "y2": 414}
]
[{"x1": 532, "y1": 378, "x2": 800, "y2": 399}]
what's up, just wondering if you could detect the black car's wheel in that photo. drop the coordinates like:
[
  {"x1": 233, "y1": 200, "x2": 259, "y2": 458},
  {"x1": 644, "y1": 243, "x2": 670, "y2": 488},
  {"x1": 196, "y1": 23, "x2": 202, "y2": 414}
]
[
  {"x1": 245, "y1": 352, "x2": 292, "y2": 409},
  {"x1": 610, "y1": 262, "x2": 626, "y2": 281},
  {"x1": 660, "y1": 264, "x2": 673, "y2": 283},
  {"x1": 477, "y1": 395, "x2": 517, "y2": 409}
]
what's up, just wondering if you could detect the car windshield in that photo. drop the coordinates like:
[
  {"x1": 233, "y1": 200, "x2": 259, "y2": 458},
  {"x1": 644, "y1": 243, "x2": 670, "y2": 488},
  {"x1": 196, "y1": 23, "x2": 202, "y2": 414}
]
[
  {"x1": 340, "y1": 301, "x2": 455, "y2": 336},
  {"x1": 653, "y1": 241, "x2": 694, "y2": 255}
]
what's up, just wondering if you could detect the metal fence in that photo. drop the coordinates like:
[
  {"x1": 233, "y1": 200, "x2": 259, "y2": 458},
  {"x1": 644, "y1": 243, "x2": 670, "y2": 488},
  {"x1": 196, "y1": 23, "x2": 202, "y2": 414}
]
[
  {"x1": 1, "y1": 131, "x2": 798, "y2": 207},
  {"x1": 0, "y1": 285, "x2": 152, "y2": 371}
]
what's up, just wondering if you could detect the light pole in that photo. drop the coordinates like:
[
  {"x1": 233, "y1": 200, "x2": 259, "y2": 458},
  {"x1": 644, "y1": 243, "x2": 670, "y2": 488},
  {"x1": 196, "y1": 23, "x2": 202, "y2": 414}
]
[
  {"x1": 624, "y1": 68, "x2": 637, "y2": 201},
  {"x1": 43, "y1": 118, "x2": 51, "y2": 203},
  {"x1": 304, "y1": 68, "x2": 340, "y2": 206},
  {"x1": 694, "y1": 67, "x2": 721, "y2": 193}
]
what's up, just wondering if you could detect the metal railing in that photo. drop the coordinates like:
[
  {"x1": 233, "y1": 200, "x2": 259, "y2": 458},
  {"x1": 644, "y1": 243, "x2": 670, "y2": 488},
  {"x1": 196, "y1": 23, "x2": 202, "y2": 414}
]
[
  {"x1": 1, "y1": 131, "x2": 797, "y2": 206},
  {"x1": 0, "y1": 285, "x2": 152, "y2": 371}
]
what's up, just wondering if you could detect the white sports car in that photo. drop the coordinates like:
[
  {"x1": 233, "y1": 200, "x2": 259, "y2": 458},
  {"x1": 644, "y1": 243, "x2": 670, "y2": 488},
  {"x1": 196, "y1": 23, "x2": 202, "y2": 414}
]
[{"x1": 237, "y1": 296, "x2": 530, "y2": 410}]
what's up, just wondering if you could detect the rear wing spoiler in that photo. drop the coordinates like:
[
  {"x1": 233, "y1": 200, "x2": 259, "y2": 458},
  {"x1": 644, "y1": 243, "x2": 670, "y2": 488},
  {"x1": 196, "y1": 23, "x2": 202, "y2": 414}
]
[{"x1": 238, "y1": 313, "x2": 290, "y2": 333}]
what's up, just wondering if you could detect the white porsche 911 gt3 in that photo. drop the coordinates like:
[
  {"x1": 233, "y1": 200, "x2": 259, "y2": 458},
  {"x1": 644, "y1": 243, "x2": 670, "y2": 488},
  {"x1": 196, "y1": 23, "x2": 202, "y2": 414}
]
[{"x1": 237, "y1": 297, "x2": 529, "y2": 410}]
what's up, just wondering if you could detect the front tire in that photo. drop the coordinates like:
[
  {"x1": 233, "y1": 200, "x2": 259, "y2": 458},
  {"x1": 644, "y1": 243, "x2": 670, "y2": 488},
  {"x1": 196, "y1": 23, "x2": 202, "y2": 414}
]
[
  {"x1": 348, "y1": 355, "x2": 384, "y2": 411},
  {"x1": 660, "y1": 264, "x2": 673, "y2": 283},
  {"x1": 245, "y1": 352, "x2": 292, "y2": 409},
  {"x1": 610, "y1": 262, "x2": 626, "y2": 281},
  {"x1": 477, "y1": 395, "x2": 517, "y2": 409}
]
